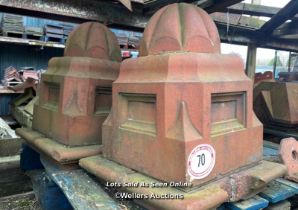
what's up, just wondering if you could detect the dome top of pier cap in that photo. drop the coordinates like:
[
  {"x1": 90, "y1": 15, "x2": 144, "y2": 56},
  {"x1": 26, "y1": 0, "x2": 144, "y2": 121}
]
[
  {"x1": 139, "y1": 3, "x2": 221, "y2": 56},
  {"x1": 64, "y1": 22, "x2": 121, "y2": 62}
]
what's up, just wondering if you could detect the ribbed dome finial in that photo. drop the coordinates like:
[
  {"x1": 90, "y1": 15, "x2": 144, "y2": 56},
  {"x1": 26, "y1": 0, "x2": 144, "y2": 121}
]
[
  {"x1": 64, "y1": 22, "x2": 121, "y2": 62},
  {"x1": 139, "y1": 3, "x2": 220, "y2": 56}
]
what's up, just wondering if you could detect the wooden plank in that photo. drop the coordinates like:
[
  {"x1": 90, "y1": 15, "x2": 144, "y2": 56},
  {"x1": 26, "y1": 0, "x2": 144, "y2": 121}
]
[
  {"x1": 259, "y1": 180, "x2": 297, "y2": 203},
  {"x1": 266, "y1": 200, "x2": 291, "y2": 210},
  {"x1": 263, "y1": 141, "x2": 280, "y2": 150},
  {"x1": 0, "y1": 166, "x2": 32, "y2": 197},
  {"x1": 0, "y1": 138, "x2": 23, "y2": 157},
  {"x1": 263, "y1": 141, "x2": 279, "y2": 157},
  {"x1": 0, "y1": 36, "x2": 65, "y2": 48},
  {"x1": 224, "y1": 195, "x2": 269, "y2": 210},
  {"x1": 0, "y1": 85, "x2": 23, "y2": 93},
  {"x1": 275, "y1": 178, "x2": 298, "y2": 193},
  {"x1": 0, "y1": 155, "x2": 19, "y2": 170},
  {"x1": 28, "y1": 170, "x2": 72, "y2": 210},
  {"x1": 40, "y1": 157, "x2": 122, "y2": 210},
  {"x1": 263, "y1": 146, "x2": 280, "y2": 162}
]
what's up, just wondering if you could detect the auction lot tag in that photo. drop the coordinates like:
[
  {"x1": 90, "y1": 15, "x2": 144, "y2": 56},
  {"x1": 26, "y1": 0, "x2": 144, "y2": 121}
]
[{"x1": 187, "y1": 144, "x2": 216, "y2": 179}]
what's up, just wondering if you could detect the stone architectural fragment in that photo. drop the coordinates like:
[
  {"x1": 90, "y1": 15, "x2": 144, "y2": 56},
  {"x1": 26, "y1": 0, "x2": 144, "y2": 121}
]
[
  {"x1": 17, "y1": 22, "x2": 121, "y2": 162},
  {"x1": 32, "y1": 22, "x2": 121, "y2": 146},
  {"x1": 103, "y1": 3, "x2": 263, "y2": 186},
  {"x1": 79, "y1": 4, "x2": 286, "y2": 209},
  {"x1": 254, "y1": 81, "x2": 298, "y2": 129}
]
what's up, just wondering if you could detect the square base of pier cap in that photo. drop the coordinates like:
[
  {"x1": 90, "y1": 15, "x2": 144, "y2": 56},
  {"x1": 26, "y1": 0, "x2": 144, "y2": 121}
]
[
  {"x1": 107, "y1": 53, "x2": 264, "y2": 186},
  {"x1": 16, "y1": 127, "x2": 102, "y2": 164},
  {"x1": 79, "y1": 156, "x2": 286, "y2": 210},
  {"x1": 32, "y1": 57, "x2": 118, "y2": 146}
]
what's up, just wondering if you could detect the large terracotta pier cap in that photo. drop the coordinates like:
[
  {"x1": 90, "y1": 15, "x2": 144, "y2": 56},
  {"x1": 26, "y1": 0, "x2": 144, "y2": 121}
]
[
  {"x1": 29, "y1": 21, "x2": 121, "y2": 147},
  {"x1": 64, "y1": 22, "x2": 121, "y2": 62},
  {"x1": 139, "y1": 3, "x2": 220, "y2": 56}
]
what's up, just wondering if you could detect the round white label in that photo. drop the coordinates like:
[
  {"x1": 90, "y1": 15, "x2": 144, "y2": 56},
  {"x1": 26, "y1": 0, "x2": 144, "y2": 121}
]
[{"x1": 187, "y1": 144, "x2": 216, "y2": 179}]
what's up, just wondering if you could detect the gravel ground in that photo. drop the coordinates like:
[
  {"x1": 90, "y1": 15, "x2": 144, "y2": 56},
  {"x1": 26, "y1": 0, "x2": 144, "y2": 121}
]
[{"x1": 0, "y1": 192, "x2": 41, "y2": 210}]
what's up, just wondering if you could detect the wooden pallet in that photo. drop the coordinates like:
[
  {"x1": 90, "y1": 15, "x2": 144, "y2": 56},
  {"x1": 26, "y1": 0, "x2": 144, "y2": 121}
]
[
  {"x1": 24, "y1": 34, "x2": 43, "y2": 41},
  {"x1": 44, "y1": 35, "x2": 65, "y2": 44},
  {"x1": 220, "y1": 142, "x2": 298, "y2": 210},
  {"x1": 2, "y1": 31, "x2": 25, "y2": 39},
  {"x1": 220, "y1": 178, "x2": 298, "y2": 210}
]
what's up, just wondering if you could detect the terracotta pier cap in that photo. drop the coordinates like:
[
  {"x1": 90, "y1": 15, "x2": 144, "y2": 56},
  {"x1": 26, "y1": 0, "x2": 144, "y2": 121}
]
[
  {"x1": 31, "y1": 21, "x2": 121, "y2": 147},
  {"x1": 139, "y1": 3, "x2": 221, "y2": 56},
  {"x1": 64, "y1": 22, "x2": 121, "y2": 62}
]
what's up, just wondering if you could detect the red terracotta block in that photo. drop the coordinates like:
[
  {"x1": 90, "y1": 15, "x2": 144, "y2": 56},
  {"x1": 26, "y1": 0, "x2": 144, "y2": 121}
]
[
  {"x1": 280, "y1": 137, "x2": 298, "y2": 182},
  {"x1": 254, "y1": 71, "x2": 273, "y2": 84},
  {"x1": 103, "y1": 3, "x2": 263, "y2": 186},
  {"x1": 32, "y1": 22, "x2": 121, "y2": 146}
]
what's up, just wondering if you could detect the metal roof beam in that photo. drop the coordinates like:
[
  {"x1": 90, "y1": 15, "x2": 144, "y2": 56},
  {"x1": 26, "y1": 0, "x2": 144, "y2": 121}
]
[
  {"x1": 258, "y1": 0, "x2": 298, "y2": 35},
  {"x1": 226, "y1": 3, "x2": 280, "y2": 17},
  {"x1": 216, "y1": 22, "x2": 298, "y2": 52},
  {"x1": 199, "y1": 0, "x2": 243, "y2": 13},
  {"x1": 273, "y1": 20, "x2": 298, "y2": 40},
  {"x1": 142, "y1": 0, "x2": 199, "y2": 14}
]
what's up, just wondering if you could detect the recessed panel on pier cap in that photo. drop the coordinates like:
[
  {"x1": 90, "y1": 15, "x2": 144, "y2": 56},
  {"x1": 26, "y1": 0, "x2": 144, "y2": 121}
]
[
  {"x1": 139, "y1": 3, "x2": 221, "y2": 56},
  {"x1": 64, "y1": 22, "x2": 121, "y2": 62}
]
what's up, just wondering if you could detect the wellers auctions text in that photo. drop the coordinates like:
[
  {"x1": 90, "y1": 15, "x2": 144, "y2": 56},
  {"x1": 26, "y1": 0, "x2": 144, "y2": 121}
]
[
  {"x1": 106, "y1": 181, "x2": 192, "y2": 188},
  {"x1": 115, "y1": 192, "x2": 184, "y2": 200}
]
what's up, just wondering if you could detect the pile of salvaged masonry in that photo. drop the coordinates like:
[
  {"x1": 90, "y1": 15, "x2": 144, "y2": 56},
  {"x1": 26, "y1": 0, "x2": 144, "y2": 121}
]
[
  {"x1": 17, "y1": 3, "x2": 298, "y2": 210},
  {"x1": 3, "y1": 67, "x2": 43, "y2": 128},
  {"x1": 2, "y1": 66, "x2": 41, "y2": 87}
]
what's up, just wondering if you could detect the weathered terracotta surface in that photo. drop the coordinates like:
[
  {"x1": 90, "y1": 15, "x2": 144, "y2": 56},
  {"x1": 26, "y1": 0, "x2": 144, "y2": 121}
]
[
  {"x1": 32, "y1": 22, "x2": 121, "y2": 146},
  {"x1": 17, "y1": 127, "x2": 102, "y2": 163},
  {"x1": 139, "y1": 3, "x2": 220, "y2": 56},
  {"x1": 103, "y1": 3, "x2": 263, "y2": 186},
  {"x1": 280, "y1": 137, "x2": 298, "y2": 182},
  {"x1": 254, "y1": 81, "x2": 298, "y2": 128}
]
